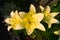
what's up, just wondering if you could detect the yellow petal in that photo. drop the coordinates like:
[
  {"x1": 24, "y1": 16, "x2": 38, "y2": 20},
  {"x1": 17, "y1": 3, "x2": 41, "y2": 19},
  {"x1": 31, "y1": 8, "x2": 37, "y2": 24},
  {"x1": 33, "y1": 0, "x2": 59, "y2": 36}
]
[
  {"x1": 54, "y1": 30, "x2": 60, "y2": 35},
  {"x1": 7, "y1": 26, "x2": 12, "y2": 31},
  {"x1": 14, "y1": 10, "x2": 20, "y2": 19},
  {"x1": 50, "y1": 18, "x2": 59, "y2": 24},
  {"x1": 26, "y1": 28, "x2": 34, "y2": 35},
  {"x1": 29, "y1": 4, "x2": 36, "y2": 13},
  {"x1": 10, "y1": 11, "x2": 15, "y2": 18},
  {"x1": 36, "y1": 23, "x2": 46, "y2": 31},
  {"x1": 15, "y1": 10, "x2": 18, "y2": 14},
  {"x1": 4, "y1": 18, "x2": 11, "y2": 24},
  {"x1": 32, "y1": 13, "x2": 44, "y2": 22},
  {"x1": 51, "y1": 12, "x2": 59, "y2": 17},
  {"x1": 39, "y1": 6, "x2": 44, "y2": 12},
  {"x1": 13, "y1": 24, "x2": 24, "y2": 30},
  {"x1": 26, "y1": 23, "x2": 35, "y2": 35},
  {"x1": 14, "y1": 11, "x2": 22, "y2": 22},
  {"x1": 48, "y1": 23, "x2": 51, "y2": 28},
  {"x1": 19, "y1": 12, "x2": 25, "y2": 18},
  {"x1": 45, "y1": 6, "x2": 50, "y2": 13},
  {"x1": 10, "y1": 10, "x2": 19, "y2": 19}
]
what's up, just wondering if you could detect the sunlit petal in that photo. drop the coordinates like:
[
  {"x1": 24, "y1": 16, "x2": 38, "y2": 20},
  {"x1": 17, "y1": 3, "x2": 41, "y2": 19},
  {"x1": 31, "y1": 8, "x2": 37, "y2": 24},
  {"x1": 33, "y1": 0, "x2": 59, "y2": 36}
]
[
  {"x1": 51, "y1": 12, "x2": 59, "y2": 17},
  {"x1": 26, "y1": 28, "x2": 34, "y2": 35},
  {"x1": 32, "y1": 13, "x2": 44, "y2": 22},
  {"x1": 45, "y1": 6, "x2": 50, "y2": 13},
  {"x1": 10, "y1": 11, "x2": 15, "y2": 18},
  {"x1": 48, "y1": 23, "x2": 51, "y2": 28},
  {"x1": 15, "y1": 10, "x2": 18, "y2": 14},
  {"x1": 39, "y1": 6, "x2": 44, "y2": 12},
  {"x1": 5, "y1": 18, "x2": 11, "y2": 24},
  {"x1": 7, "y1": 26, "x2": 12, "y2": 31},
  {"x1": 26, "y1": 23, "x2": 35, "y2": 35},
  {"x1": 54, "y1": 30, "x2": 60, "y2": 35},
  {"x1": 29, "y1": 4, "x2": 36, "y2": 13},
  {"x1": 19, "y1": 12, "x2": 26, "y2": 18},
  {"x1": 13, "y1": 24, "x2": 24, "y2": 30},
  {"x1": 14, "y1": 11, "x2": 22, "y2": 22},
  {"x1": 50, "y1": 18, "x2": 59, "y2": 24},
  {"x1": 36, "y1": 23, "x2": 46, "y2": 31}
]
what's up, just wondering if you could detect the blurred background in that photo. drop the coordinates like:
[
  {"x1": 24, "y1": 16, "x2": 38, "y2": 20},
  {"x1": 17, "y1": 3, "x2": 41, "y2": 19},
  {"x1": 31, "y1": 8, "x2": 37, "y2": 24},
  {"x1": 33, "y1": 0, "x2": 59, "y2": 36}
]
[{"x1": 0, "y1": 0, "x2": 60, "y2": 40}]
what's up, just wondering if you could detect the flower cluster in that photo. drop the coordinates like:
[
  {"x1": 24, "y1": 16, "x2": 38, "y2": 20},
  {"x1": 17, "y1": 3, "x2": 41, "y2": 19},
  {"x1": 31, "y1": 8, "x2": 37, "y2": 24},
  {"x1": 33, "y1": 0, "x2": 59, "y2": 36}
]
[{"x1": 4, "y1": 4, "x2": 59, "y2": 35}]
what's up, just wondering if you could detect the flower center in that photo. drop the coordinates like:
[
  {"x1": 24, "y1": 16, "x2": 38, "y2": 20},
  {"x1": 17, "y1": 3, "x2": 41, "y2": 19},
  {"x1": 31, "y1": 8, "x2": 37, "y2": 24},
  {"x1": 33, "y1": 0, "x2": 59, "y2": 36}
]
[{"x1": 43, "y1": 13, "x2": 52, "y2": 23}]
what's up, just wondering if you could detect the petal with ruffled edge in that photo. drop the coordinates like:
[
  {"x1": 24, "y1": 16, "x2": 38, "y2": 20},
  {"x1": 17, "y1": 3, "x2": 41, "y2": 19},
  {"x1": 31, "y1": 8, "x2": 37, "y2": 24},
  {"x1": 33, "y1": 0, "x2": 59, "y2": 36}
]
[
  {"x1": 10, "y1": 10, "x2": 21, "y2": 20},
  {"x1": 14, "y1": 10, "x2": 22, "y2": 22}
]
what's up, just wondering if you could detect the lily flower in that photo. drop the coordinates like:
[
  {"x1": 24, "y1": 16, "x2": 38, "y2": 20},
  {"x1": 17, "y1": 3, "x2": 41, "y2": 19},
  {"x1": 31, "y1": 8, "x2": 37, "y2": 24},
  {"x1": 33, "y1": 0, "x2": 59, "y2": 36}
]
[
  {"x1": 22, "y1": 4, "x2": 46, "y2": 35},
  {"x1": 54, "y1": 30, "x2": 60, "y2": 35},
  {"x1": 39, "y1": 6, "x2": 59, "y2": 28},
  {"x1": 4, "y1": 10, "x2": 24, "y2": 31}
]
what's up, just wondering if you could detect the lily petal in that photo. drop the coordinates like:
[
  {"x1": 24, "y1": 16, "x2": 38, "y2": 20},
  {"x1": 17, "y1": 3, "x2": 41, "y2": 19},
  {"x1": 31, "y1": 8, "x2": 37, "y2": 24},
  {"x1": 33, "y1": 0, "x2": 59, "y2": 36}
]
[
  {"x1": 7, "y1": 26, "x2": 12, "y2": 31},
  {"x1": 48, "y1": 23, "x2": 51, "y2": 28},
  {"x1": 26, "y1": 23, "x2": 35, "y2": 35},
  {"x1": 36, "y1": 23, "x2": 46, "y2": 31},
  {"x1": 32, "y1": 13, "x2": 44, "y2": 22},
  {"x1": 50, "y1": 18, "x2": 59, "y2": 24},
  {"x1": 45, "y1": 6, "x2": 50, "y2": 13},
  {"x1": 15, "y1": 10, "x2": 18, "y2": 14},
  {"x1": 51, "y1": 12, "x2": 59, "y2": 17},
  {"x1": 54, "y1": 30, "x2": 59, "y2": 35},
  {"x1": 19, "y1": 12, "x2": 25, "y2": 18},
  {"x1": 10, "y1": 11, "x2": 15, "y2": 18},
  {"x1": 29, "y1": 4, "x2": 36, "y2": 13},
  {"x1": 10, "y1": 10, "x2": 19, "y2": 18},
  {"x1": 5, "y1": 18, "x2": 11, "y2": 24},
  {"x1": 13, "y1": 24, "x2": 24, "y2": 30},
  {"x1": 39, "y1": 6, "x2": 44, "y2": 12},
  {"x1": 14, "y1": 11, "x2": 22, "y2": 22}
]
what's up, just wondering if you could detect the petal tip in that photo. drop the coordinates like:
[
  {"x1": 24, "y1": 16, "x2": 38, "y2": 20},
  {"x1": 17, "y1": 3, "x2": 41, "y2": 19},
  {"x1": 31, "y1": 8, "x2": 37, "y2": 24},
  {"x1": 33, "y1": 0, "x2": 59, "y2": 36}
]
[
  {"x1": 54, "y1": 31, "x2": 59, "y2": 35},
  {"x1": 30, "y1": 4, "x2": 36, "y2": 12},
  {"x1": 42, "y1": 28, "x2": 46, "y2": 31},
  {"x1": 39, "y1": 6, "x2": 44, "y2": 11},
  {"x1": 48, "y1": 26, "x2": 51, "y2": 28},
  {"x1": 7, "y1": 26, "x2": 12, "y2": 31}
]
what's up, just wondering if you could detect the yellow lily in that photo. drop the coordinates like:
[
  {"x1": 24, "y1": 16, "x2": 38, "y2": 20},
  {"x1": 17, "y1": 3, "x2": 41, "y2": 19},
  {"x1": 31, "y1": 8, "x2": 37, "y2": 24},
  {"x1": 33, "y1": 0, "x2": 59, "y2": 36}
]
[
  {"x1": 22, "y1": 4, "x2": 46, "y2": 35},
  {"x1": 5, "y1": 10, "x2": 24, "y2": 31},
  {"x1": 39, "y1": 6, "x2": 59, "y2": 28},
  {"x1": 54, "y1": 30, "x2": 60, "y2": 35}
]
